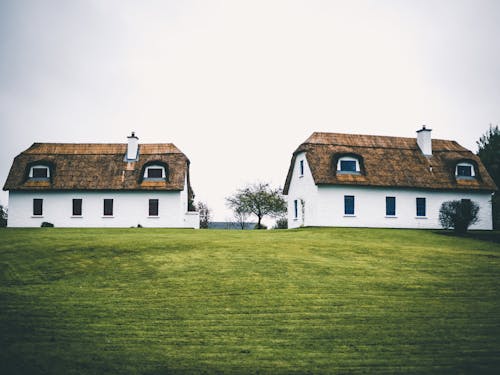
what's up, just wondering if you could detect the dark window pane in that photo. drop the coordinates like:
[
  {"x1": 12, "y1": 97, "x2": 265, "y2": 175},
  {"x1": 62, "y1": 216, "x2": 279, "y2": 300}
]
[
  {"x1": 149, "y1": 199, "x2": 159, "y2": 216},
  {"x1": 340, "y1": 160, "x2": 357, "y2": 172},
  {"x1": 32, "y1": 167, "x2": 48, "y2": 178},
  {"x1": 457, "y1": 165, "x2": 472, "y2": 177},
  {"x1": 344, "y1": 195, "x2": 355, "y2": 215},
  {"x1": 72, "y1": 199, "x2": 82, "y2": 216},
  {"x1": 386, "y1": 196, "x2": 396, "y2": 216},
  {"x1": 294, "y1": 200, "x2": 298, "y2": 218},
  {"x1": 416, "y1": 198, "x2": 426, "y2": 217},
  {"x1": 147, "y1": 168, "x2": 163, "y2": 178},
  {"x1": 33, "y1": 199, "x2": 43, "y2": 216},
  {"x1": 299, "y1": 160, "x2": 304, "y2": 176},
  {"x1": 104, "y1": 199, "x2": 113, "y2": 216}
]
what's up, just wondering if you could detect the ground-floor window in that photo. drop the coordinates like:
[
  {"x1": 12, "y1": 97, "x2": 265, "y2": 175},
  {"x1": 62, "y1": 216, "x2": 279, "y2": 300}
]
[
  {"x1": 103, "y1": 199, "x2": 114, "y2": 216},
  {"x1": 294, "y1": 199, "x2": 298, "y2": 219},
  {"x1": 149, "y1": 199, "x2": 159, "y2": 216},
  {"x1": 344, "y1": 195, "x2": 355, "y2": 215},
  {"x1": 386, "y1": 196, "x2": 396, "y2": 216},
  {"x1": 33, "y1": 199, "x2": 43, "y2": 216},
  {"x1": 416, "y1": 197, "x2": 426, "y2": 217},
  {"x1": 72, "y1": 199, "x2": 82, "y2": 216}
]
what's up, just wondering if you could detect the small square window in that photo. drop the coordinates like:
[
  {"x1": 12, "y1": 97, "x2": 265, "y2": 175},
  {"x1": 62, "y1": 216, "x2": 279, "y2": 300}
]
[
  {"x1": 340, "y1": 160, "x2": 357, "y2": 172},
  {"x1": 344, "y1": 195, "x2": 355, "y2": 215},
  {"x1": 147, "y1": 168, "x2": 163, "y2": 178},
  {"x1": 457, "y1": 165, "x2": 472, "y2": 177},
  {"x1": 32, "y1": 167, "x2": 48, "y2": 178}
]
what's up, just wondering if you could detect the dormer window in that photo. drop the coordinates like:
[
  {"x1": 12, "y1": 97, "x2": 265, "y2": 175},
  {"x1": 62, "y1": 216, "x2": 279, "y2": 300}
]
[
  {"x1": 144, "y1": 165, "x2": 166, "y2": 179},
  {"x1": 456, "y1": 162, "x2": 475, "y2": 179},
  {"x1": 29, "y1": 165, "x2": 50, "y2": 179},
  {"x1": 337, "y1": 156, "x2": 360, "y2": 174}
]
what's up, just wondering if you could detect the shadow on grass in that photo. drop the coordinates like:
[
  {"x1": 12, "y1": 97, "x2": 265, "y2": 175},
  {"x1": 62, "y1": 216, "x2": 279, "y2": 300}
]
[{"x1": 435, "y1": 230, "x2": 500, "y2": 244}]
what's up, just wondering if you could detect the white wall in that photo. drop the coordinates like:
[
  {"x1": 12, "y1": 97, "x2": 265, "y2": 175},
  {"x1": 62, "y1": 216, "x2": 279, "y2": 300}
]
[
  {"x1": 287, "y1": 155, "x2": 493, "y2": 230},
  {"x1": 7, "y1": 190, "x2": 199, "y2": 228}
]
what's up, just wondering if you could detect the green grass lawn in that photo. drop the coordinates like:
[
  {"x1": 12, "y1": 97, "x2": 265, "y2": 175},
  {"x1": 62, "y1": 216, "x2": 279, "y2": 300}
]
[{"x1": 1, "y1": 228, "x2": 499, "y2": 374}]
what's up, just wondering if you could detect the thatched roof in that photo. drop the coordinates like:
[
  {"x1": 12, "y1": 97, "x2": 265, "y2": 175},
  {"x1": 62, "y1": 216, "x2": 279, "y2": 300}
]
[
  {"x1": 283, "y1": 132, "x2": 497, "y2": 194},
  {"x1": 3, "y1": 143, "x2": 193, "y2": 192}
]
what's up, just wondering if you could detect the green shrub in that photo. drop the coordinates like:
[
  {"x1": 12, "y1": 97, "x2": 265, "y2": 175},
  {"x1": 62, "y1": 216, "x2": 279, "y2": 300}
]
[
  {"x1": 439, "y1": 200, "x2": 479, "y2": 234},
  {"x1": 41, "y1": 222, "x2": 54, "y2": 228}
]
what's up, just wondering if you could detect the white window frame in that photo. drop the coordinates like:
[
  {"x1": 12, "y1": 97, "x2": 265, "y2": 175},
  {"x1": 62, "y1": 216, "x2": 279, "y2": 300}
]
[
  {"x1": 29, "y1": 165, "x2": 50, "y2": 179},
  {"x1": 455, "y1": 162, "x2": 475, "y2": 178},
  {"x1": 144, "y1": 165, "x2": 166, "y2": 179},
  {"x1": 337, "y1": 157, "x2": 360, "y2": 173}
]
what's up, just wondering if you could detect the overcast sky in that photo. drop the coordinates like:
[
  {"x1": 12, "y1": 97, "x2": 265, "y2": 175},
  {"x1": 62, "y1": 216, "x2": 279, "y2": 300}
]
[{"x1": 1, "y1": 0, "x2": 499, "y2": 221}]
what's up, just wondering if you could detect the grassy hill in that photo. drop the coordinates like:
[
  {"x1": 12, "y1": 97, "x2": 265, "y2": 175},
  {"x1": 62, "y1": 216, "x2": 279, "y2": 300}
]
[{"x1": 1, "y1": 228, "x2": 499, "y2": 374}]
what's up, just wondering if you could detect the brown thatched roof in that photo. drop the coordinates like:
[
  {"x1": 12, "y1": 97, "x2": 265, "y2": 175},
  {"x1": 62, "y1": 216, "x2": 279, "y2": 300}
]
[
  {"x1": 3, "y1": 143, "x2": 193, "y2": 192},
  {"x1": 283, "y1": 132, "x2": 497, "y2": 194}
]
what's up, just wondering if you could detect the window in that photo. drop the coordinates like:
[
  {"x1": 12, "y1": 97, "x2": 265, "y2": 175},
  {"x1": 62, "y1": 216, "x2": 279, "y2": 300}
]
[
  {"x1": 386, "y1": 196, "x2": 396, "y2": 216},
  {"x1": 456, "y1": 163, "x2": 474, "y2": 178},
  {"x1": 29, "y1": 165, "x2": 50, "y2": 179},
  {"x1": 340, "y1": 160, "x2": 357, "y2": 172},
  {"x1": 33, "y1": 199, "x2": 43, "y2": 216},
  {"x1": 294, "y1": 199, "x2": 298, "y2": 219},
  {"x1": 144, "y1": 165, "x2": 166, "y2": 179},
  {"x1": 103, "y1": 199, "x2": 114, "y2": 216},
  {"x1": 299, "y1": 160, "x2": 304, "y2": 177},
  {"x1": 149, "y1": 199, "x2": 159, "y2": 216},
  {"x1": 344, "y1": 195, "x2": 355, "y2": 215},
  {"x1": 337, "y1": 156, "x2": 360, "y2": 173},
  {"x1": 72, "y1": 199, "x2": 82, "y2": 216},
  {"x1": 147, "y1": 168, "x2": 163, "y2": 178},
  {"x1": 416, "y1": 198, "x2": 426, "y2": 217}
]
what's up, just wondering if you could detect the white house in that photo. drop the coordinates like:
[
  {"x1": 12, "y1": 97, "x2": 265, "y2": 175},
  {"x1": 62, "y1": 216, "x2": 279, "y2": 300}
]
[
  {"x1": 3, "y1": 133, "x2": 200, "y2": 228},
  {"x1": 283, "y1": 127, "x2": 497, "y2": 229}
]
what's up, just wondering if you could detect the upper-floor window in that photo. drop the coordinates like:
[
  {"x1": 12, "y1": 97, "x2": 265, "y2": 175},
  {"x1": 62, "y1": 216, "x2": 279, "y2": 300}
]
[
  {"x1": 455, "y1": 162, "x2": 475, "y2": 178},
  {"x1": 337, "y1": 156, "x2": 360, "y2": 174},
  {"x1": 144, "y1": 165, "x2": 166, "y2": 179},
  {"x1": 29, "y1": 165, "x2": 50, "y2": 179},
  {"x1": 299, "y1": 160, "x2": 304, "y2": 177}
]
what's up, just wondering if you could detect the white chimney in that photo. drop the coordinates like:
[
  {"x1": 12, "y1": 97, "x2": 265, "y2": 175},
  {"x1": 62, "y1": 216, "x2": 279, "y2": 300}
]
[
  {"x1": 126, "y1": 132, "x2": 139, "y2": 161},
  {"x1": 416, "y1": 125, "x2": 432, "y2": 156}
]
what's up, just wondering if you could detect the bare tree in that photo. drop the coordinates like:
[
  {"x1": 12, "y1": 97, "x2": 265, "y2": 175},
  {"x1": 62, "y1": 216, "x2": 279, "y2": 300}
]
[
  {"x1": 233, "y1": 207, "x2": 250, "y2": 230},
  {"x1": 226, "y1": 182, "x2": 286, "y2": 229},
  {"x1": 196, "y1": 202, "x2": 211, "y2": 229}
]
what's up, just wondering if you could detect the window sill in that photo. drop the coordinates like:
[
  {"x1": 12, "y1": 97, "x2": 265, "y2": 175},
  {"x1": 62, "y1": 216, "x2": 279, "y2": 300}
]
[
  {"x1": 337, "y1": 171, "x2": 361, "y2": 175},
  {"x1": 71, "y1": 216, "x2": 83, "y2": 218},
  {"x1": 293, "y1": 218, "x2": 299, "y2": 221},
  {"x1": 299, "y1": 175, "x2": 304, "y2": 178},
  {"x1": 102, "y1": 216, "x2": 114, "y2": 218},
  {"x1": 31, "y1": 215, "x2": 43, "y2": 218},
  {"x1": 385, "y1": 216, "x2": 397, "y2": 218},
  {"x1": 147, "y1": 216, "x2": 160, "y2": 219},
  {"x1": 415, "y1": 216, "x2": 428, "y2": 219},
  {"x1": 343, "y1": 214, "x2": 356, "y2": 217}
]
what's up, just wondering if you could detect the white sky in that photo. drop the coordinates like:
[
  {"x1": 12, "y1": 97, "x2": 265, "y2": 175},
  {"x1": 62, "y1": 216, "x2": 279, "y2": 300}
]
[{"x1": 1, "y1": 0, "x2": 500, "y2": 221}]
